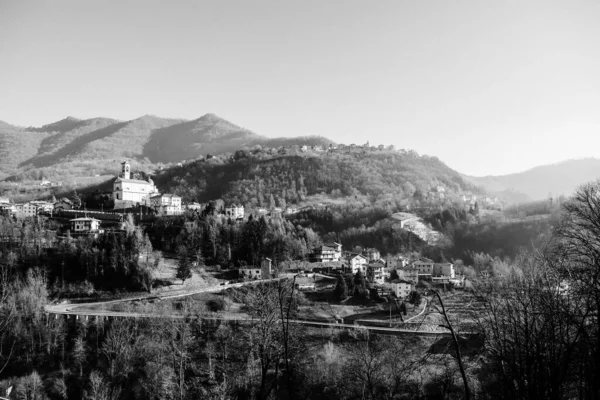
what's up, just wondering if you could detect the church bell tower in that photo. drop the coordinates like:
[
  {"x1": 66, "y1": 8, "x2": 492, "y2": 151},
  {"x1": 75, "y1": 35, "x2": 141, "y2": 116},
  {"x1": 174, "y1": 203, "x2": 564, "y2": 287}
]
[{"x1": 121, "y1": 161, "x2": 131, "y2": 180}]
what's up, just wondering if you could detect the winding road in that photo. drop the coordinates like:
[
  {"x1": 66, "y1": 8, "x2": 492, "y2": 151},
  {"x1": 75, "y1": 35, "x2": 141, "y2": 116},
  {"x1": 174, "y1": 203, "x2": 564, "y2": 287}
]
[{"x1": 44, "y1": 280, "x2": 452, "y2": 337}]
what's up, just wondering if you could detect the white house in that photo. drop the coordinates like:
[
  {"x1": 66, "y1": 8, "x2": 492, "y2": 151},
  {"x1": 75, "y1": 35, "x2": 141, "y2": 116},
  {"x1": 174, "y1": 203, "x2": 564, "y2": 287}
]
[
  {"x1": 324, "y1": 242, "x2": 342, "y2": 260},
  {"x1": 391, "y1": 279, "x2": 412, "y2": 298},
  {"x1": 363, "y1": 248, "x2": 381, "y2": 262},
  {"x1": 150, "y1": 193, "x2": 182, "y2": 215},
  {"x1": 225, "y1": 204, "x2": 244, "y2": 219},
  {"x1": 70, "y1": 217, "x2": 102, "y2": 235},
  {"x1": 113, "y1": 161, "x2": 158, "y2": 207},
  {"x1": 345, "y1": 253, "x2": 367, "y2": 274}
]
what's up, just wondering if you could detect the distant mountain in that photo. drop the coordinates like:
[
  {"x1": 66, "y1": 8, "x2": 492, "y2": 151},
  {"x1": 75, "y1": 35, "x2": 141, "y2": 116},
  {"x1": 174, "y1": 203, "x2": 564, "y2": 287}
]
[
  {"x1": 0, "y1": 113, "x2": 338, "y2": 182},
  {"x1": 465, "y1": 158, "x2": 600, "y2": 201},
  {"x1": 144, "y1": 113, "x2": 264, "y2": 162}
]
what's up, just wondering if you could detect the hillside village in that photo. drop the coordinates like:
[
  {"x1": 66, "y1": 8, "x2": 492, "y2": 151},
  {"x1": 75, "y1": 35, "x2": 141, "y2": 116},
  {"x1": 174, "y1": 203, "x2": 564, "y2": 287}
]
[{"x1": 1, "y1": 156, "x2": 475, "y2": 299}]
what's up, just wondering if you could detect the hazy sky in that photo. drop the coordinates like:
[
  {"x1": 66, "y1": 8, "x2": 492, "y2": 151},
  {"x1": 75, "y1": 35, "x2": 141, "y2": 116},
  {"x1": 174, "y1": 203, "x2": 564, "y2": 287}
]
[{"x1": 1, "y1": 0, "x2": 599, "y2": 176}]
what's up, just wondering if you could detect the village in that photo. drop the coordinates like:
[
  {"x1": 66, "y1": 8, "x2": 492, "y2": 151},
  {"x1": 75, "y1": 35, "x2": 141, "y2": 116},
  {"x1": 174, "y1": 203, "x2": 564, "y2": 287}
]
[{"x1": 0, "y1": 159, "x2": 468, "y2": 306}]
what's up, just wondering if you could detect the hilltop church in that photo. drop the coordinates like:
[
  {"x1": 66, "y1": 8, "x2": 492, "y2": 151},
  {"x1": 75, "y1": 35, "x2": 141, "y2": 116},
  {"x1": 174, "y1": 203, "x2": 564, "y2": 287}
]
[{"x1": 113, "y1": 161, "x2": 158, "y2": 208}]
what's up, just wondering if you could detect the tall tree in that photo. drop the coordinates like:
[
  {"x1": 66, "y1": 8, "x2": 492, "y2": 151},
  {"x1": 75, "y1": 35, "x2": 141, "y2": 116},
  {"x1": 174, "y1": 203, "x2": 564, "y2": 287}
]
[{"x1": 176, "y1": 246, "x2": 192, "y2": 284}]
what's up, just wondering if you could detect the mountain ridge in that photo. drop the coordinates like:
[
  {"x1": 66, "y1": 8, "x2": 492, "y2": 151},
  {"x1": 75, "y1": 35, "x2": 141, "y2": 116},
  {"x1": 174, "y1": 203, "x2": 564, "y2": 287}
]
[
  {"x1": 464, "y1": 157, "x2": 600, "y2": 201},
  {"x1": 0, "y1": 113, "x2": 335, "y2": 181}
]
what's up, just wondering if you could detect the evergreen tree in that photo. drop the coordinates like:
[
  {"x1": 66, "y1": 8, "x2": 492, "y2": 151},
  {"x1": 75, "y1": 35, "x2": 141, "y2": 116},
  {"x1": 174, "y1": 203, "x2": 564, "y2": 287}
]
[
  {"x1": 176, "y1": 246, "x2": 192, "y2": 284},
  {"x1": 334, "y1": 275, "x2": 348, "y2": 301},
  {"x1": 354, "y1": 270, "x2": 367, "y2": 298}
]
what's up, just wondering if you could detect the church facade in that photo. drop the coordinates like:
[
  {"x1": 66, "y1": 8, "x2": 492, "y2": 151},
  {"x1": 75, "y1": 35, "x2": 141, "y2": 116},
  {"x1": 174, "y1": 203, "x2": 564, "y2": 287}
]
[{"x1": 113, "y1": 161, "x2": 158, "y2": 208}]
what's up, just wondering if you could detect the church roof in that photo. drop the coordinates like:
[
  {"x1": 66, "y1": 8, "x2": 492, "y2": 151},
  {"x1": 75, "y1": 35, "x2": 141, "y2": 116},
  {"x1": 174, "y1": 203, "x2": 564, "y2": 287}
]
[{"x1": 114, "y1": 177, "x2": 154, "y2": 185}]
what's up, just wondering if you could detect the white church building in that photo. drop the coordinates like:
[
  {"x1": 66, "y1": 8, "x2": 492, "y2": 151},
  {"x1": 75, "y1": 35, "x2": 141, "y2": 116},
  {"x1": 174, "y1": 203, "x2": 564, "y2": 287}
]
[{"x1": 113, "y1": 161, "x2": 158, "y2": 208}]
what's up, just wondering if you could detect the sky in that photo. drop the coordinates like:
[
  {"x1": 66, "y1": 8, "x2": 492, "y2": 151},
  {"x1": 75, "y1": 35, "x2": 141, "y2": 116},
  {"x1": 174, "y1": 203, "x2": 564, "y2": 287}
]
[{"x1": 1, "y1": 0, "x2": 600, "y2": 176}]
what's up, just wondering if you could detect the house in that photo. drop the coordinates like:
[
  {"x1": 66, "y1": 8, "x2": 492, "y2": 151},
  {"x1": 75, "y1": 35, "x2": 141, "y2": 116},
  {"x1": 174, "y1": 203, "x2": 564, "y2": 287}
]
[
  {"x1": 412, "y1": 258, "x2": 435, "y2": 275},
  {"x1": 296, "y1": 283, "x2": 315, "y2": 291},
  {"x1": 271, "y1": 207, "x2": 283, "y2": 217},
  {"x1": 239, "y1": 258, "x2": 273, "y2": 280},
  {"x1": 323, "y1": 242, "x2": 342, "y2": 260},
  {"x1": 239, "y1": 267, "x2": 262, "y2": 280},
  {"x1": 311, "y1": 245, "x2": 340, "y2": 263},
  {"x1": 257, "y1": 208, "x2": 268, "y2": 216},
  {"x1": 366, "y1": 263, "x2": 385, "y2": 284},
  {"x1": 54, "y1": 198, "x2": 73, "y2": 212},
  {"x1": 300, "y1": 145, "x2": 309, "y2": 152},
  {"x1": 70, "y1": 217, "x2": 102, "y2": 236},
  {"x1": 345, "y1": 253, "x2": 367, "y2": 274},
  {"x1": 284, "y1": 207, "x2": 298, "y2": 215},
  {"x1": 449, "y1": 276, "x2": 466, "y2": 288},
  {"x1": 39, "y1": 180, "x2": 51, "y2": 187},
  {"x1": 432, "y1": 276, "x2": 451, "y2": 285},
  {"x1": 363, "y1": 248, "x2": 381, "y2": 262},
  {"x1": 0, "y1": 203, "x2": 16, "y2": 217},
  {"x1": 391, "y1": 279, "x2": 412, "y2": 298},
  {"x1": 0, "y1": 197, "x2": 9, "y2": 204},
  {"x1": 373, "y1": 258, "x2": 386, "y2": 267},
  {"x1": 150, "y1": 193, "x2": 182, "y2": 215},
  {"x1": 113, "y1": 161, "x2": 158, "y2": 207},
  {"x1": 18, "y1": 202, "x2": 38, "y2": 217},
  {"x1": 433, "y1": 263, "x2": 455, "y2": 278},
  {"x1": 398, "y1": 268, "x2": 419, "y2": 284},
  {"x1": 225, "y1": 204, "x2": 244, "y2": 220},
  {"x1": 185, "y1": 202, "x2": 205, "y2": 211},
  {"x1": 397, "y1": 256, "x2": 410, "y2": 268}
]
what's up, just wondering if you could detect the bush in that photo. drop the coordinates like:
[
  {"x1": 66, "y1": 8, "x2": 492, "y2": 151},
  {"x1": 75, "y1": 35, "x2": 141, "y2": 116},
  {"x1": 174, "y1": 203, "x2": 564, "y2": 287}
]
[{"x1": 207, "y1": 297, "x2": 227, "y2": 312}]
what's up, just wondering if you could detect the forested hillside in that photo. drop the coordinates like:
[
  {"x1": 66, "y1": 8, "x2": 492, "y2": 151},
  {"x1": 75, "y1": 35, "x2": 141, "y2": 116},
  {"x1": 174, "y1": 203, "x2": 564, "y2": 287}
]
[{"x1": 153, "y1": 148, "x2": 480, "y2": 207}]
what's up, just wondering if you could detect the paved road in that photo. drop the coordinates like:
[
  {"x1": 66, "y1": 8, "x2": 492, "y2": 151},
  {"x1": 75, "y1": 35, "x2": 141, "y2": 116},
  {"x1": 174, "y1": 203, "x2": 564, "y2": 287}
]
[{"x1": 45, "y1": 280, "x2": 452, "y2": 337}]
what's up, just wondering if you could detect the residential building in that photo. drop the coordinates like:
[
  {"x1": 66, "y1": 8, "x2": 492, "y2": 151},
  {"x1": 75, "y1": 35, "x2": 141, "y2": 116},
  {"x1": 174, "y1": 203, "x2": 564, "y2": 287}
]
[
  {"x1": 225, "y1": 204, "x2": 244, "y2": 219},
  {"x1": 296, "y1": 283, "x2": 315, "y2": 291},
  {"x1": 185, "y1": 202, "x2": 205, "y2": 211},
  {"x1": 70, "y1": 217, "x2": 102, "y2": 235},
  {"x1": 0, "y1": 197, "x2": 9, "y2": 204},
  {"x1": 397, "y1": 256, "x2": 410, "y2": 268},
  {"x1": 0, "y1": 203, "x2": 16, "y2": 217},
  {"x1": 284, "y1": 207, "x2": 298, "y2": 215},
  {"x1": 54, "y1": 199, "x2": 73, "y2": 212},
  {"x1": 20, "y1": 202, "x2": 39, "y2": 217},
  {"x1": 391, "y1": 279, "x2": 412, "y2": 298},
  {"x1": 412, "y1": 258, "x2": 435, "y2": 275},
  {"x1": 239, "y1": 267, "x2": 262, "y2": 280},
  {"x1": 363, "y1": 248, "x2": 381, "y2": 262},
  {"x1": 239, "y1": 258, "x2": 273, "y2": 280},
  {"x1": 323, "y1": 242, "x2": 343, "y2": 260},
  {"x1": 398, "y1": 268, "x2": 419, "y2": 284},
  {"x1": 150, "y1": 193, "x2": 182, "y2": 215},
  {"x1": 433, "y1": 263, "x2": 455, "y2": 278},
  {"x1": 33, "y1": 201, "x2": 54, "y2": 214},
  {"x1": 113, "y1": 161, "x2": 158, "y2": 207},
  {"x1": 366, "y1": 263, "x2": 385, "y2": 284},
  {"x1": 311, "y1": 245, "x2": 340, "y2": 263},
  {"x1": 345, "y1": 253, "x2": 367, "y2": 274},
  {"x1": 373, "y1": 258, "x2": 386, "y2": 267}
]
